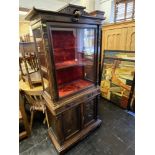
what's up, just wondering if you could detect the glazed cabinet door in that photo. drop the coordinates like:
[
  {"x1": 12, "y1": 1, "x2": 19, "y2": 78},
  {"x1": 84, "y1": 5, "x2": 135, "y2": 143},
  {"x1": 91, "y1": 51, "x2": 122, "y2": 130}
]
[
  {"x1": 62, "y1": 105, "x2": 81, "y2": 140},
  {"x1": 47, "y1": 22, "x2": 98, "y2": 101},
  {"x1": 83, "y1": 98, "x2": 97, "y2": 127}
]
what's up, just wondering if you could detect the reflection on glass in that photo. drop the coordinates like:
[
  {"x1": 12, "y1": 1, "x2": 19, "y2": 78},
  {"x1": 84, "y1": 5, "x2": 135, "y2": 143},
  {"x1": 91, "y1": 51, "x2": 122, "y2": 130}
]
[
  {"x1": 33, "y1": 28, "x2": 47, "y2": 71},
  {"x1": 51, "y1": 28, "x2": 96, "y2": 98},
  {"x1": 33, "y1": 28, "x2": 49, "y2": 91},
  {"x1": 19, "y1": 42, "x2": 41, "y2": 83}
]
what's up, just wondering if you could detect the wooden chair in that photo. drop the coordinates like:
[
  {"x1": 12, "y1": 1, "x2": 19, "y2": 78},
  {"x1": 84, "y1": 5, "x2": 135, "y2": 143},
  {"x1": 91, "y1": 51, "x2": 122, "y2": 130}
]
[
  {"x1": 24, "y1": 90, "x2": 49, "y2": 131},
  {"x1": 19, "y1": 93, "x2": 31, "y2": 140}
]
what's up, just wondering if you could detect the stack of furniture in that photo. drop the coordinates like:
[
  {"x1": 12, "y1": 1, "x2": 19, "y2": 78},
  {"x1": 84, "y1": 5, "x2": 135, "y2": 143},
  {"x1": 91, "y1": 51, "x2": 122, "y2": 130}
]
[
  {"x1": 19, "y1": 93, "x2": 31, "y2": 140},
  {"x1": 19, "y1": 42, "x2": 41, "y2": 88},
  {"x1": 19, "y1": 77, "x2": 49, "y2": 131},
  {"x1": 25, "y1": 4, "x2": 105, "y2": 154}
]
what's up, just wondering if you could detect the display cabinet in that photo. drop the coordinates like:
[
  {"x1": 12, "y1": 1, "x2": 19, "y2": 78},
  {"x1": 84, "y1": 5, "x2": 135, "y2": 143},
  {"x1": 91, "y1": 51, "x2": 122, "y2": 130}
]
[
  {"x1": 26, "y1": 4, "x2": 105, "y2": 154},
  {"x1": 100, "y1": 50, "x2": 135, "y2": 109}
]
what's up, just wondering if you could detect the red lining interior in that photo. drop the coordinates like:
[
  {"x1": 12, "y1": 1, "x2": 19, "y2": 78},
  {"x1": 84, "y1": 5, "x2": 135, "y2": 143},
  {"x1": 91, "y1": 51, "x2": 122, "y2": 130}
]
[
  {"x1": 51, "y1": 30, "x2": 93, "y2": 97},
  {"x1": 58, "y1": 79, "x2": 93, "y2": 97},
  {"x1": 56, "y1": 66, "x2": 83, "y2": 85},
  {"x1": 52, "y1": 30, "x2": 76, "y2": 63}
]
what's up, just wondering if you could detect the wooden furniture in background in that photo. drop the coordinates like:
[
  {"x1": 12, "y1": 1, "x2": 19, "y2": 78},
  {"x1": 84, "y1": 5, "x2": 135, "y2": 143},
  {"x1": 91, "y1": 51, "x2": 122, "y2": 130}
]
[
  {"x1": 19, "y1": 92, "x2": 31, "y2": 140},
  {"x1": 20, "y1": 33, "x2": 34, "y2": 42},
  {"x1": 25, "y1": 4, "x2": 105, "y2": 154},
  {"x1": 24, "y1": 90, "x2": 49, "y2": 130},
  {"x1": 20, "y1": 34, "x2": 31, "y2": 42},
  {"x1": 19, "y1": 78, "x2": 49, "y2": 132},
  {"x1": 101, "y1": 20, "x2": 135, "y2": 62},
  {"x1": 19, "y1": 42, "x2": 41, "y2": 88},
  {"x1": 19, "y1": 78, "x2": 48, "y2": 92}
]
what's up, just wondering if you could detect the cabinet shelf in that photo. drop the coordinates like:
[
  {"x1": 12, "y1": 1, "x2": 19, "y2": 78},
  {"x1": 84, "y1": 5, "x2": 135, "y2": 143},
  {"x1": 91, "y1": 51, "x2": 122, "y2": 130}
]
[
  {"x1": 53, "y1": 47, "x2": 77, "y2": 50},
  {"x1": 58, "y1": 79, "x2": 93, "y2": 97},
  {"x1": 55, "y1": 59, "x2": 93, "y2": 70}
]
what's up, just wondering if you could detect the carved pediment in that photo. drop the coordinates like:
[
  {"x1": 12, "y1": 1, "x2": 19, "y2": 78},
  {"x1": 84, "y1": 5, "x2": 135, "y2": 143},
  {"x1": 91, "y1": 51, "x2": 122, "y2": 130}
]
[{"x1": 57, "y1": 4, "x2": 89, "y2": 16}]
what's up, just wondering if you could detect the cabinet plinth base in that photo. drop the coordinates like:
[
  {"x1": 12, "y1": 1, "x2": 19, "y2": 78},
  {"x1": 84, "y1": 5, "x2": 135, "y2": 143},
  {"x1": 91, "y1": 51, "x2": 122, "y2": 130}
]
[{"x1": 48, "y1": 119, "x2": 102, "y2": 155}]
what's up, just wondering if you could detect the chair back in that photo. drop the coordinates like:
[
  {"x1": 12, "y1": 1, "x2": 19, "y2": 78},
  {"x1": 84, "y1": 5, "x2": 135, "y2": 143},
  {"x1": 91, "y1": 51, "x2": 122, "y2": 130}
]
[
  {"x1": 24, "y1": 90, "x2": 44, "y2": 108},
  {"x1": 23, "y1": 90, "x2": 49, "y2": 129}
]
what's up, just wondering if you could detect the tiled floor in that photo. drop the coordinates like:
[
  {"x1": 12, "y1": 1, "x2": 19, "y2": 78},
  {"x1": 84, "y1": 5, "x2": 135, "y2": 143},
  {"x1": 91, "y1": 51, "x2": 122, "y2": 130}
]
[{"x1": 19, "y1": 98, "x2": 135, "y2": 155}]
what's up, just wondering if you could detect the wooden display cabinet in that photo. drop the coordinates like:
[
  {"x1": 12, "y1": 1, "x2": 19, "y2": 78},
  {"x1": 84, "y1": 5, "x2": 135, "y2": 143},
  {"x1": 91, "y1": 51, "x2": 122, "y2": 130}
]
[{"x1": 26, "y1": 4, "x2": 105, "y2": 154}]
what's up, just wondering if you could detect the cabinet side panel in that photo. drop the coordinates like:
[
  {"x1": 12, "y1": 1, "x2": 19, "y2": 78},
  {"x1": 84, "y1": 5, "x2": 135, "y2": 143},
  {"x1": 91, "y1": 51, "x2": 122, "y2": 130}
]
[{"x1": 47, "y1": 108, "x2": 64, "y2": 144}]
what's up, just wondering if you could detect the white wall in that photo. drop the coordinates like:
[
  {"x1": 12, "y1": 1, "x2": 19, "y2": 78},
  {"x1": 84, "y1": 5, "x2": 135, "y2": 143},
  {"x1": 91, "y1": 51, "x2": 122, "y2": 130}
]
[
  {"x1": 19, "y1": 0, "x2": 95, "y2": 12},
  {"x1": 19, "y1": 0, "x2": 115, "y2": 23},
  {"x1": 95, "y1": 0, "x2": 114, "y2": 23},
  {"x1": 19, "y1": 0, "x2": 67, "y2": 11},
  {"x1": 80, "y1": 0, "x2": 95, "y2": 12},
  {"x1": 19, "y1": 0, "x2": 95, "y2": 22}
]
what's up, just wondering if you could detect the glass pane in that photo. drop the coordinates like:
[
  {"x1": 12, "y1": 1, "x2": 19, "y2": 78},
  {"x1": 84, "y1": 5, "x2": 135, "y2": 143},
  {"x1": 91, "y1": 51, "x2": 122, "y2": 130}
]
[
  {"x1": 19, "y1": 42, "x2": 37, "y2": 75},
  {"x1": 126, "y1": 1, "x2": 134, "y2": 19},
  {"x1": 33, "y1": 28, "x2": 49, "y2": 92},
  {"x1": 19, "y1": 41, "x2": 42, "y2": 86},
  {"x1": 50, "y1": 27, "x2": 96, "y2": 98},
  {"x1": 33, "y1": 28, "x2": 47, "y2": 70},
  {"x1": 116, "y1": 2, "x2": 125, "y2": 21}
]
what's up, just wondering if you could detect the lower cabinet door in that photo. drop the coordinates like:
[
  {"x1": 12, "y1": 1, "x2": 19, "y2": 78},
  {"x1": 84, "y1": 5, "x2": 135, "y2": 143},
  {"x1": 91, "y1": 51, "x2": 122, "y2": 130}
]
[
  {"x1": 83, "y1": 98, "x2": 97, "y2": 127},
  {"x1": 62, "y1": 105, "x2": 81, "y2": 140},
  {"x1": 47, "y1": 108, "x2": 65, "y2": 144}
]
